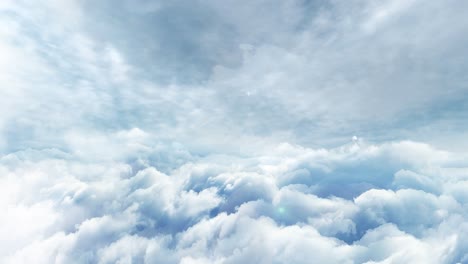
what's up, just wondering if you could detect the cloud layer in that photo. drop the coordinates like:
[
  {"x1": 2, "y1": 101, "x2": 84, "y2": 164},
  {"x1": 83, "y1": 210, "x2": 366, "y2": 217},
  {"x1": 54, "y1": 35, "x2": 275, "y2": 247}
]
[
  {"x1": 1, "y1": 0, "x2": 468, "y2": 263},
  {"x1": 2, "y1": 139, "x2": 468, "y2": 263}
]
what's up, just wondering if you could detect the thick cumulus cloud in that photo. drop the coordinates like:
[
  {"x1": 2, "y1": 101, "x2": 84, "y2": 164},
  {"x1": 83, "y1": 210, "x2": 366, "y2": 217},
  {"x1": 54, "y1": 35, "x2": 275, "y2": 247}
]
[
  {"x1": 2, "y1": 138, "x2": 468, "y2": 263},
  {"x1": 1, "y1": 0, "x2": 468, "y2": 263}
]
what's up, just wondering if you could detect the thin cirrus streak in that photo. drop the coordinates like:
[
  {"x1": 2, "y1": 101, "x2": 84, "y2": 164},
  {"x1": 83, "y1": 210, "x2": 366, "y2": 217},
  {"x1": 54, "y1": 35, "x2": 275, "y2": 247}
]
[{"x1": 1, "y1": 0, "x2": 468, "y2": 263}]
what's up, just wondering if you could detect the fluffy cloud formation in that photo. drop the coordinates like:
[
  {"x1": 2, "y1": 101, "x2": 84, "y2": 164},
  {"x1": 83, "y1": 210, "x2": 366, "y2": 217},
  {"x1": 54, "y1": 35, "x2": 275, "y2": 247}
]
[
  {"x1": 2, "y1": 138, "x2": 468, "y2": 263},
  {"x1": 1, "y1": 0, "x2": 468, "y2": 263}
]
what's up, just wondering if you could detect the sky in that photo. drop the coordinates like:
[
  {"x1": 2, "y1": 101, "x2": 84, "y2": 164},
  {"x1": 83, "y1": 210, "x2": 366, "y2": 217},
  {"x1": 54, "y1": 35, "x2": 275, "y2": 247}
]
[{"x1": 1, "y1": 0, "x2": 468, "y2": 263}]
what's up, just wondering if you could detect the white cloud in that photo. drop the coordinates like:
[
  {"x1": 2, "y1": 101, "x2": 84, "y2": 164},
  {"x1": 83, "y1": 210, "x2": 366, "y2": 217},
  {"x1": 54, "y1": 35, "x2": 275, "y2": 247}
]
[
  {"x1": 1, "y1": 0, "x2": 468, "y2": 263},
  {"x1": 1, "y1": 139, "x2": 468, "y2": 263}
]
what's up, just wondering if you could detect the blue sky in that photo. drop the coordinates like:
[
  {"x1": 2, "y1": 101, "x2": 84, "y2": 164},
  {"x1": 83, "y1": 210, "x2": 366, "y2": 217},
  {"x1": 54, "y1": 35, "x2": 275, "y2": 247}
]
[{"x1": 1, "y1": 0, "x2": 468, "y2": 263}]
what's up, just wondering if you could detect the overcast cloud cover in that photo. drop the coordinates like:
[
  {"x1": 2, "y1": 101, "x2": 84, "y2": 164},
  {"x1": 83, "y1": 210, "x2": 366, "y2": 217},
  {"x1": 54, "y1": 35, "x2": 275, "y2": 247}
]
[{"x1": 1, "y1": 0, "x2": 468, "y2": 263}]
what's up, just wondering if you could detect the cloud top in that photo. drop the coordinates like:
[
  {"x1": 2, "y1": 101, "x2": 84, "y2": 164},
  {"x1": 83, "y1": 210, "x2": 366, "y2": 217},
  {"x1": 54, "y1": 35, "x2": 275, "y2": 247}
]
[{"x1": 1, "y1": 0, "x2": 468, "y2": 263}]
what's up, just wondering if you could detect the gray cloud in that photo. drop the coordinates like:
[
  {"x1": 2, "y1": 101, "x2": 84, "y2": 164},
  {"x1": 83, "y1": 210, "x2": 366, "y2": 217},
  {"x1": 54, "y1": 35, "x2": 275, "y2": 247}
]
[{"x1": 2, "y1": 0, "x2": 468, "y2": 152}]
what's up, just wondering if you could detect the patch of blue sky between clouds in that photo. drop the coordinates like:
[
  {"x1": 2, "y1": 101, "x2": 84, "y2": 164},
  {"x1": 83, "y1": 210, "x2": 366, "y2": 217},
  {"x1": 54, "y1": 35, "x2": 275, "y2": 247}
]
[{"x1": 1, "y1": 0, "x2": 468, "y2": 263}]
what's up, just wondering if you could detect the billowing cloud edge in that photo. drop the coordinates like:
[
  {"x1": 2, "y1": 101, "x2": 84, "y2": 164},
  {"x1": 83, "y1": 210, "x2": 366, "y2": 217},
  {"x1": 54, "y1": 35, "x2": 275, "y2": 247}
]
[{"x1": 2, "y1": 135, "x2": 468, "y2": 263}]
